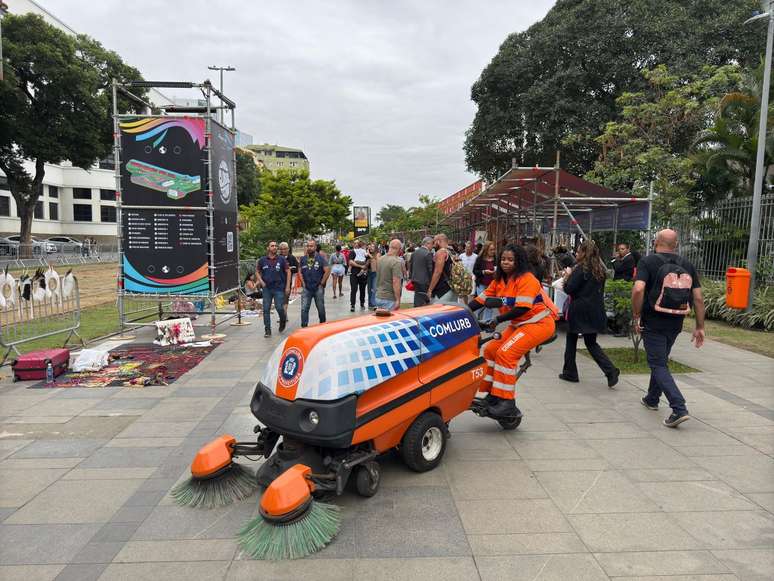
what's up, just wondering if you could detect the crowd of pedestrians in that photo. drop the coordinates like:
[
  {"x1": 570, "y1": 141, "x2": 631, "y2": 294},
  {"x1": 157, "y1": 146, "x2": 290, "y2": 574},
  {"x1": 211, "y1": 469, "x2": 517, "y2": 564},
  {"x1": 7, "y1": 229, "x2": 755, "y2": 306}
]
[{"x1": 250, "y1": 227, "x2": 704, "y2": 428}]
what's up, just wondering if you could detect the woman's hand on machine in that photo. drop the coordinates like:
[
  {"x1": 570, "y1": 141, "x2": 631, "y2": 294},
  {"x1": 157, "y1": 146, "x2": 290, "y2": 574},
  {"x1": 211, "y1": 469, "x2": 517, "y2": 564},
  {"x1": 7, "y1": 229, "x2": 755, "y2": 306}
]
[{"x1": 482, "y1": 320, "x2": 498, "y2": 332}]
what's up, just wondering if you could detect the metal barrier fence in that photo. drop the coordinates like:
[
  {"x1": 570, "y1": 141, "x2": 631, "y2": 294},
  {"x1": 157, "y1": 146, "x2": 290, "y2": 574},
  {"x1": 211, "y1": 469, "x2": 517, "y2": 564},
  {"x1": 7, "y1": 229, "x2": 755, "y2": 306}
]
[
  {"x1": 659, "y1": 194, "x2": 774, "y2": 284},
  {"x1": 0, "y1": 271, "x2": 84, "y2": 364},
  {"x1": 0, "y1": 244, "x2": 119, "y2": 270}
]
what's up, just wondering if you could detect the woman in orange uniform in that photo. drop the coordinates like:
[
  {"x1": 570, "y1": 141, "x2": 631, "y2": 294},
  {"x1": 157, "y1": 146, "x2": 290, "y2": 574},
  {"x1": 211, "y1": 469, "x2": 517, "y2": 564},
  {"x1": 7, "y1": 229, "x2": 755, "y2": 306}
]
[{"x1": 468, "y1": 244, "x2": 556, "y2": 417}]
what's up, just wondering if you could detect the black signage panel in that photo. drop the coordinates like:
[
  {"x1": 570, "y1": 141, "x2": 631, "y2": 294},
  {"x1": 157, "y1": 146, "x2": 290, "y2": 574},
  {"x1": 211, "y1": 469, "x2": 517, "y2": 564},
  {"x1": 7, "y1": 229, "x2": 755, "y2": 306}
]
[{"x1": 122, "y1": 208, "x2": 209, "y2": 294}]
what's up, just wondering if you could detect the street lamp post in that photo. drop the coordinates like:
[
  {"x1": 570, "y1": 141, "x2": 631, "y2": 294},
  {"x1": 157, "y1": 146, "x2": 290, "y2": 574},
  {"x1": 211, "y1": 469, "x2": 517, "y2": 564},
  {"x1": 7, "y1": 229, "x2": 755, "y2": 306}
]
[
  {"x1": 207, "y1": 65, "x2": 235, "y2": 124},
  {"x1": 744, "y1": 0, "x2": 774, "y2": 309}
]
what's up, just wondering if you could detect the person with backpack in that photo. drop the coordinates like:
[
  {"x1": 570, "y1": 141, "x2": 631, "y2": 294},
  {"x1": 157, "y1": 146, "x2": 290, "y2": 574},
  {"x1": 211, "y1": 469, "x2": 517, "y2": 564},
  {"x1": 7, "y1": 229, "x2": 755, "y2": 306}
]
[
  {"x1": 632, "y1": 229, "x2": 706, "y2": 428},
  {"x1": 427, "y1": 233, "x2": 458, "y2": 305}
]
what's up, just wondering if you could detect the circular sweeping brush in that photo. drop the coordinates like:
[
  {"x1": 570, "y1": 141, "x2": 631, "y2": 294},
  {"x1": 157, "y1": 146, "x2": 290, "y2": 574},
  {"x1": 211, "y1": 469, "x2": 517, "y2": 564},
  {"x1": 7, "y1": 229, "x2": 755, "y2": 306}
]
[
  {"x1": 170, "y1": 435, "x2": 258, "y2": 508},
  {"x1": 238, "y1": 464, "x2": 340, "y2": 560}
]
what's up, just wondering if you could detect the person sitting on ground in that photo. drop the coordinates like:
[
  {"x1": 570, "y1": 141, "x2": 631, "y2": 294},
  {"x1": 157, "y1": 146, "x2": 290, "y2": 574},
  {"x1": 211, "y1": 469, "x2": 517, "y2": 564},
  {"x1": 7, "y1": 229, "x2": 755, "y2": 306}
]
[
  {"x1": 374, "y1": 239, "x2": 404, "y2": 311},
  {"x1": 559, "y1": 240, "x2": 620, "y2": 388},
  {"x1": 632, "y1": 229, "x2": 705, "y2": 428},
  {"x1": 468, "y1": 244, "x2": 557, "y2": 417},
  {"x1": 244, "y1": 273, "x2": 259, "y2": 298}
]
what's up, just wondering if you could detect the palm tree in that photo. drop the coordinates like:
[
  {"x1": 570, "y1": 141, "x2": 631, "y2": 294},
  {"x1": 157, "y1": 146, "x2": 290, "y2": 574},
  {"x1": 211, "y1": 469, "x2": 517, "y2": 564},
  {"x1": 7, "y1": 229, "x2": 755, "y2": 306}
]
[{"x1": 693, "y1": 60, "x2": 774, "y2": 197}]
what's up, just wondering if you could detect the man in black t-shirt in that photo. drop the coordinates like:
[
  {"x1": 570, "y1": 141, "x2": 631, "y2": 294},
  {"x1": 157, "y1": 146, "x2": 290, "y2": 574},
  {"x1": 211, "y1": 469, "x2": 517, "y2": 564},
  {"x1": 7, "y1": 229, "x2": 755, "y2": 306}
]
[{"x1": 632, "y1": 229, "x2": 706, "y2": 428}]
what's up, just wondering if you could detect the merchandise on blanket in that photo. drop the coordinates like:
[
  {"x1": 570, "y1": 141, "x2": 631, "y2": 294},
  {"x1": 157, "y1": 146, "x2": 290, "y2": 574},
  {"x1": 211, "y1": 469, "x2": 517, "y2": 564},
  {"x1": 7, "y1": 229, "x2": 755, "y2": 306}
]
[
  {"x1": 72, "y1": 348, "x2": 111, "y2": 372},
  {"x1": 13, "y1": 348, "x2": 70, "y2": 382},
  {"x1": 155, "y1": 317, "x2": 196, "y2": 346},
  {"x1": 29, "y1": 343, "x2": 216, "y2": 388},
  {"x1": 171, "y1": 300, "x2": 198, "y2": 320}
]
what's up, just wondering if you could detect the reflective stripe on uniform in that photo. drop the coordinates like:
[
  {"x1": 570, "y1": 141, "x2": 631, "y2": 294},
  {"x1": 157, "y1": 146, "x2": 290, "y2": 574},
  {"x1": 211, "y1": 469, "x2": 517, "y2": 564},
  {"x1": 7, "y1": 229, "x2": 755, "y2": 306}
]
[
  {"x1": 484, "y1": 375, "x2": 493, "y2": 382},
  {"x1": 494, "y1": 363, "x2": 517, "y2": 376},
  {"x1": 485, "y1": 359, "x2": 495, "y2": 367},
  {"x1": 492, "y1": 380, "x2": 515, "y2": 392},
  {"x1": 512, "y1": 308, "x2": 551, "y2": 328},
  {"x1": 514, "y1": 295, "x2": 535, "y2": 304}
]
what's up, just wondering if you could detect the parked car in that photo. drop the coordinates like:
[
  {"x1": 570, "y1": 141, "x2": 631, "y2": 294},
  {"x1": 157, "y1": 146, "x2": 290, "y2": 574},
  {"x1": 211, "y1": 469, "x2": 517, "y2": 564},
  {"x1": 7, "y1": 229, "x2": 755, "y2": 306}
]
[
  {"x1": 46, "y1": 236, "x2": 84, "y2": 254},
  {"x1": 4, "y1": 235, "x2": 57, "y2": 255},
  {"x1": 0, "y1": 236, "x2": 19, "y2": 256}
]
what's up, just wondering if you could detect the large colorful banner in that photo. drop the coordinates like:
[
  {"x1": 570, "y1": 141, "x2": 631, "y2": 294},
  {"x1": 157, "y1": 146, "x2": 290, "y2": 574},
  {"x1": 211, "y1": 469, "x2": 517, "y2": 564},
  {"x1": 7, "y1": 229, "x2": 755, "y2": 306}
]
[
  {"x1": 353, "y1": 206, "x2": 370, "y2": 236},
  {"x1": 119, "y1": 116, "x2": 239, "y2": 295},
  {"x1": 120, "y1": 117, "x2": 206, "y2": 208}
]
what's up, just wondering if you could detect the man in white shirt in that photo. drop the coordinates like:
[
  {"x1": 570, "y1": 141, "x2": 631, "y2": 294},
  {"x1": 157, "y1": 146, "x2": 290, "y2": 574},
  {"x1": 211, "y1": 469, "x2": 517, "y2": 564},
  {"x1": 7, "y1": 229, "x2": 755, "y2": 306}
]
[{"x1": 458, "y1": 241, "x2": 478, "y2": 303}]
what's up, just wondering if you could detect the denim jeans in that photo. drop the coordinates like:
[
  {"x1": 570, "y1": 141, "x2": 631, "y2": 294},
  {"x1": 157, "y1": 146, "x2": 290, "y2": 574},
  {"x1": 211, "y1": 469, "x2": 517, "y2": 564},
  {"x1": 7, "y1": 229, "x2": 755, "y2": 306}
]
[
  {"x1": 367, "y1": 271, "x2": 377, "y2": 308},
  {"x1": 262, "y1": 287, "x2": 286, "y2": 333},
  {"x1": 642, "y1": 327, "x2": 687, "y2": 415},
  {"x1": 374, "y1": 297, "x2": 396, "y2": 310},
  {"x1": 301, "y1": 286, "x2": 326, "y2": 327}
]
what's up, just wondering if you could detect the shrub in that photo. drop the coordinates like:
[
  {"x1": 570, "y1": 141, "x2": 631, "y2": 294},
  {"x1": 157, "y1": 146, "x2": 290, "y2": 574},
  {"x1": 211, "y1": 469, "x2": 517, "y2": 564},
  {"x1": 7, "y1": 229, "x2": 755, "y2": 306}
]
[{"x1": 700, "y1": 279, "x2": 774, "y2": 331}]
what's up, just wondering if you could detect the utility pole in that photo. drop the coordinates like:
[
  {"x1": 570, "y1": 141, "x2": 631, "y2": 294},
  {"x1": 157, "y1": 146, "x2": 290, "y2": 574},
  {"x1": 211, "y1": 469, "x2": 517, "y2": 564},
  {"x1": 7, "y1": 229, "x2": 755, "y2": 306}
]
[
  {"x1": 207, "y1": 65, "x2": 235, "y2": 124},
  {"x1": 743, "y1": 0, "x2": 773, "y2": 309}
]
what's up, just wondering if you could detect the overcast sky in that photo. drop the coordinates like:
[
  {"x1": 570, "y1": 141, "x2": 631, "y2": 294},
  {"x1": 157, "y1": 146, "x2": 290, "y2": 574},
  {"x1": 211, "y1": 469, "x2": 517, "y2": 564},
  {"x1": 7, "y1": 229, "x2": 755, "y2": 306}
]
[{"x1": 43, "y1": 0, "x2": 554, "y2": 212}]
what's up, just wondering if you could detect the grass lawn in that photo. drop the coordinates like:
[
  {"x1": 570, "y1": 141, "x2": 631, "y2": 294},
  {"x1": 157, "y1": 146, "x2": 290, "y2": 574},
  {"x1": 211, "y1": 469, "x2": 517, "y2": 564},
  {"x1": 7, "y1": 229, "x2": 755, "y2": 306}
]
[
  {"x1": 702, "y1": 319, "x2": 774, "y2": 359},
  {"x1": 12, "y1": 302, "x2": 122, "y2": 355},
  {"x1": 580, "y1": 347, "x2": 698, "y2": 374}
]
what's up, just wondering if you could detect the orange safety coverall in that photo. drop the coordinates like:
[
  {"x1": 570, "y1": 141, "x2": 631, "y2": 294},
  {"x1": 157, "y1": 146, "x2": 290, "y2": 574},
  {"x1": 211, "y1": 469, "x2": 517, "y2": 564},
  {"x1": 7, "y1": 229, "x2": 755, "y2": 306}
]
[{"x1": 475, "y1": 272, "x2": 556, "y2": 400}]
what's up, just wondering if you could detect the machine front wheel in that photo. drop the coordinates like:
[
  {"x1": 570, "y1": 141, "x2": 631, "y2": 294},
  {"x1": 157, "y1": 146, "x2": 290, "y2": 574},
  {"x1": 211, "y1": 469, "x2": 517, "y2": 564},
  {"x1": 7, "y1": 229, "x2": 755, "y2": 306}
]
[
  {"x1": 401, "y1": 412, "x2": 447, "y2": 472},
  {"x1": 354, "y1": 461, "x2": 380, "y2": 497}
]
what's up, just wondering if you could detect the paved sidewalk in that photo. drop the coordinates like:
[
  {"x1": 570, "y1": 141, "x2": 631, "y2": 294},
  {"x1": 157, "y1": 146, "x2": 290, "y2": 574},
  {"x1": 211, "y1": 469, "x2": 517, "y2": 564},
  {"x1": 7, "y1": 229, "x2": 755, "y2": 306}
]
[{"x1": 1, "y1": 286, "x2": 773, "y2": 581}]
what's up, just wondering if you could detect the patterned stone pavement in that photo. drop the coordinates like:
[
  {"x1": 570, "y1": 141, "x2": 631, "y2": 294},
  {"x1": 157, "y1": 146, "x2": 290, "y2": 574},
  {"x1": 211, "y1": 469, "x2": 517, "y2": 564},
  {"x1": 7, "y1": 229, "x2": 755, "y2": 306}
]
[{"x1": 0, "y1": 283, "x2": 772, "y2": 581}]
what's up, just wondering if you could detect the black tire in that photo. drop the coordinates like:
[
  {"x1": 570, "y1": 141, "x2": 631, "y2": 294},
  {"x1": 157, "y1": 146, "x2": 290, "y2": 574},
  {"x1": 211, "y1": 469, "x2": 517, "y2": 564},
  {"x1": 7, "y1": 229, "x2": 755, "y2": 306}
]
[
  {"x1": 400, "y1": 411, "x2": 447, "y2": 473},
  {"x1": 498, "y1": 415, "x2": 522, "y2": 430},
  {"x1": 354, "y1": 461, "x2": 380, "y2": 497}
]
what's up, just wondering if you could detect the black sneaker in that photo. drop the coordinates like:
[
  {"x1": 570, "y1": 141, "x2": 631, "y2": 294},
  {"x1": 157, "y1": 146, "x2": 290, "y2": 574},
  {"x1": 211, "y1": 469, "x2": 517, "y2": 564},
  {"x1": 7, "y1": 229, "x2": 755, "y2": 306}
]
[
  {"x1": 360, "y1": 304, "x2": 366, "y2": 310},
  {"x1": 278, "y1": 318, "x2": 287, "y2": 332},
  {"x1": 663, "y1": 412, "x2": 691, "y2": 428},
  {"x1": 350, "y1": 306, "x2": 355, "y2": 312},
  {"x1": 607, "y1": 368, "x2": 620, "y2": 389},
  {"x1": 558, "y1": 373, "x2": 579, "y2": 383},
  {"x1": 264, "y1": 330, "x2": 271, "y2": 338},
  {"x1": 640, "y1": 397, "x2": 658, "y2": 411},
  {"x1": 487, "y1": 397, "x2": 516, "y2": 418}
]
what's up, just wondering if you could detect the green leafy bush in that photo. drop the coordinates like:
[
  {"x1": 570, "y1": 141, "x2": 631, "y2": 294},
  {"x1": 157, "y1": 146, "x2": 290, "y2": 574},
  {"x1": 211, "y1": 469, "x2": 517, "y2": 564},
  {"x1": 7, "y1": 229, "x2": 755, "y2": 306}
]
[
  {"x1": 604, "y1": 279, "x2": 642, "y2": 360},
  {"x1": 701, "y1": 279, "x2": 774, "y2": 331}
]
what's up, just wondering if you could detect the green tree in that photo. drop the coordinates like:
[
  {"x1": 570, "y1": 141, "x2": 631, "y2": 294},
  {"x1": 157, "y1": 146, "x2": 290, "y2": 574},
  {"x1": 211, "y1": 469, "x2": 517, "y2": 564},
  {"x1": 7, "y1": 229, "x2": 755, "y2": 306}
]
[
  {"x1": 236, "y1": 149, "x2": 261, "y2": 206},
  {"x1": 376, "y1": 204, "x2": 408, "y2": 225},
  {"x1": 239, "y1": 169, "x2": 352, "y2": 256},
  {"x1": 464, "y1": 0, "x2": 762, "y2": 181},
  {"x1": 693, "y1": 60, "x2": 774, "y2": 198},
  {"x1": 579, "y1": 65, "x2": 742, "y2": 220},
  {"x1": 0, "y1": 14, "x2": 144, "y2": 253}
]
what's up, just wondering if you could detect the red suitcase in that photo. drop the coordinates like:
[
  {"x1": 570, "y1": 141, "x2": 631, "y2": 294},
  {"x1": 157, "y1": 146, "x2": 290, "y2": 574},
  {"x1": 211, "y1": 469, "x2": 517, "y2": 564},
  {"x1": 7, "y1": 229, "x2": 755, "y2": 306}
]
[{"x1": 12, "y1": 348, "x2": 70, "y2": 382}]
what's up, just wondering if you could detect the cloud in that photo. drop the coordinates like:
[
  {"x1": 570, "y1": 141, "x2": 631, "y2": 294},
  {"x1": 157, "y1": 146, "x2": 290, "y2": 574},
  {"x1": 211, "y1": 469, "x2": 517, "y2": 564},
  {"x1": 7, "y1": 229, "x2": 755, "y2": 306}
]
[{"x1": 42, "y1": 0, "x2": 553, "y2": 209}]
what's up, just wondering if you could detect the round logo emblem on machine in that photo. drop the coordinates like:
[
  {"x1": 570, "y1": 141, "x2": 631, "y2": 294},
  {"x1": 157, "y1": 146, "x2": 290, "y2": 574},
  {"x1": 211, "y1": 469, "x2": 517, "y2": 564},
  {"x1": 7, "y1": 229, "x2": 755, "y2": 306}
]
[{"x1": 278, "y1": 347, "x2": 304, "y2": 388}]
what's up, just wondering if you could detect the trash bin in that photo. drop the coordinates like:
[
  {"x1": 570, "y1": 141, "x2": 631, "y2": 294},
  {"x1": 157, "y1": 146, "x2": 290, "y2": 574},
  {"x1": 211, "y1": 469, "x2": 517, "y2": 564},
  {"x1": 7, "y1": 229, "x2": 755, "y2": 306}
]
[{"x1": 726, "y1": 267, "x2": 751, "y2": 309}]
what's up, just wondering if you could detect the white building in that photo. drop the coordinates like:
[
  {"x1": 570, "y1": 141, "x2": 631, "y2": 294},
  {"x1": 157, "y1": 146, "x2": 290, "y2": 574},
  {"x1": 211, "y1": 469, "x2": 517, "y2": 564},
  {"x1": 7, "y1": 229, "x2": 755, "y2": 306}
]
[{"x1": 0, "y1": 1, "x2": 251, "y2": 243}]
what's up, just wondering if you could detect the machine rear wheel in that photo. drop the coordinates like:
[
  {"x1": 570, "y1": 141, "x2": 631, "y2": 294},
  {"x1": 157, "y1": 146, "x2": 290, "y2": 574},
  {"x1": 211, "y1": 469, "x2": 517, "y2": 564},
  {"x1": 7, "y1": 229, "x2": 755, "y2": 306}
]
[
  {"x1": 401, "y1": 412, "x2": 447, "y2": 472},
  {"x1": 353, "y1": 461, "x2": 380, "y2": 497},
  {"x1": 498, "y1": 415, "x2": 522, "y2": 430}
]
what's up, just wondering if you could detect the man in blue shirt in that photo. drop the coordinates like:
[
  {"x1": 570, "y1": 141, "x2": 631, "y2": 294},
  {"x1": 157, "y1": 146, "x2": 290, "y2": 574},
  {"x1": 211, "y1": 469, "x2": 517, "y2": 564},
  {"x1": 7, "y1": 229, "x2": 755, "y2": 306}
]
[
  {"x1": 256, "y1": 241, "x2": 291, "y2": 337},
  {"x1": 299, "y1": 239, "x2": 330, "y2": 327}
]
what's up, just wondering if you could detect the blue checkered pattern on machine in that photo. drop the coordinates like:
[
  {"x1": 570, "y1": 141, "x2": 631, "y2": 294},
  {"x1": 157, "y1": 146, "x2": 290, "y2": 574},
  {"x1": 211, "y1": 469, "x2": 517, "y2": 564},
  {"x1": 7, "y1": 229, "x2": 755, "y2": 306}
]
[{"x1": 296, "y1": 311, "x2": 478, "y2": 401}]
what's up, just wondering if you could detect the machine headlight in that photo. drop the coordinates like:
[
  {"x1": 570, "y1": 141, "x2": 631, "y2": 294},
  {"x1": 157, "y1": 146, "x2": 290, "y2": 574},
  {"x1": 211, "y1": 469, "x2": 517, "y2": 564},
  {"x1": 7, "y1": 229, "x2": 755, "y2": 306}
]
[{"x1": 300, "y1": 409, "x2": 320, "y2": 432}]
